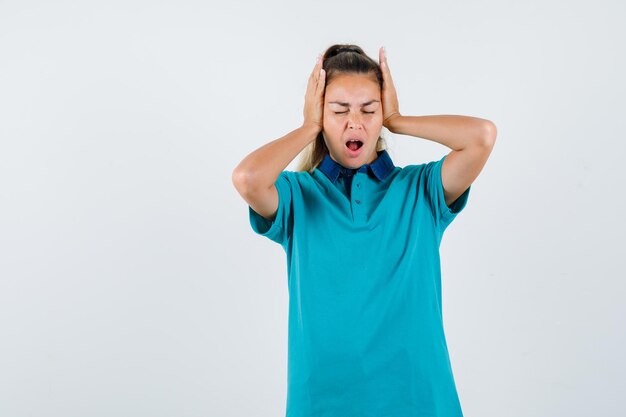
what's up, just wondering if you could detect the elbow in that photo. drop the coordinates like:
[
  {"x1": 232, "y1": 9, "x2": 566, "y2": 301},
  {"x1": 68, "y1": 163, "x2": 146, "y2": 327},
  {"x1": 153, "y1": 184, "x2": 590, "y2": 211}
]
[
  {"x1": 232, "y1": 167, "x2": 252, "y2": 195},
  {"x1": 232, "y1": 166, "x2": 268, "y2": 197},
  {"x1": 479, "y1": 120, "x2": 497, "y2": 148}
]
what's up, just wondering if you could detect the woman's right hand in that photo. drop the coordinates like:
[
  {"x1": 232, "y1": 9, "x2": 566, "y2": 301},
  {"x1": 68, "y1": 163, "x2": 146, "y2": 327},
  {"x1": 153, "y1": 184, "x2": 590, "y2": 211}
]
[{"x1": 302, "y1": 54, "x2": 325, "y2": 132}]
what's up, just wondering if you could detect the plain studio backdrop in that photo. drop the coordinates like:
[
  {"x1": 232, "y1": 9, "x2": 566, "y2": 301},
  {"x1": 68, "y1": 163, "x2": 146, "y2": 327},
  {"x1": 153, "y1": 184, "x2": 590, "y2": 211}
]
[{"x1": 1, "y1": 0, "x2": 624, "y2": 416}]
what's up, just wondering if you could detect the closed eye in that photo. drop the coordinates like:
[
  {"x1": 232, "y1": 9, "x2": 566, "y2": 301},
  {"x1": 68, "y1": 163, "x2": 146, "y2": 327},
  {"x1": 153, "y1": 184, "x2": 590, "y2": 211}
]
[{"x1": 334, "y1": 111, "x2": 376, "y2": 114}]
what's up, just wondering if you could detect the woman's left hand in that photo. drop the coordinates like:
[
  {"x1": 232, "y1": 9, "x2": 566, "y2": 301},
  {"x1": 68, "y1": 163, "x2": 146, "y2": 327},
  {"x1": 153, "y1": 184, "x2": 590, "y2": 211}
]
[{"x1": 379, "y1": 47, "x2": 401, "y2": 131}]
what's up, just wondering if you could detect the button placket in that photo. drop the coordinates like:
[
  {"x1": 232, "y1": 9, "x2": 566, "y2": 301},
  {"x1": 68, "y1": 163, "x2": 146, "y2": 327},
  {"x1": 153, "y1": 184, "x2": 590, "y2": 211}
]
[{"x1": 353, "y1": 173, "x2": 363, "y2": 205}]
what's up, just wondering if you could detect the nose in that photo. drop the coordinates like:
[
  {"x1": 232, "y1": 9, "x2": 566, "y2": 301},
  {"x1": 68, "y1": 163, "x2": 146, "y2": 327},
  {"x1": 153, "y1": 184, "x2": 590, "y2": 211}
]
[{"x1": 348, "y1": 112, "x2": 363, "y2": 129}]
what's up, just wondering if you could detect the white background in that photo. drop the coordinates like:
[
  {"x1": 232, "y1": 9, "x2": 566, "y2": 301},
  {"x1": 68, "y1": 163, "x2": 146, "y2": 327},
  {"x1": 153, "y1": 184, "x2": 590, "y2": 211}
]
[{"x1": 1, "y1": 0, "x2": 624, "y2": 416}]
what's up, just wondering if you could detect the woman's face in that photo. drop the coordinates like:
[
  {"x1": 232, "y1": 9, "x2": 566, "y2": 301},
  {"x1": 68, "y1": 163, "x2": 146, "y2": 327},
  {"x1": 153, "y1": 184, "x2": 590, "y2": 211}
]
[{"x1": 322, "y1": 73, "x2": 383, "y2": 169}]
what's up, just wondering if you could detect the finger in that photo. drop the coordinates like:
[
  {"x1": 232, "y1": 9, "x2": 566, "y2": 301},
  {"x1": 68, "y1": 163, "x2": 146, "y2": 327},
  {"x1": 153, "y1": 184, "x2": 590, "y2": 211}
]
[
  {"x1": 306, "y1": 54, "x2": 324, "y2": 96},
  {"x1": 379, "y1": 48, "x2": 390, "y2": 73},
  {"x1": 316, "y1": 68, "x2": 326, "y2": 95},
  {"x1": 379, "y1": 49, "x2": 390, "y2": 83},
  {"x1": 381, "y1": 59, "x2": 394, "y2": 86}
]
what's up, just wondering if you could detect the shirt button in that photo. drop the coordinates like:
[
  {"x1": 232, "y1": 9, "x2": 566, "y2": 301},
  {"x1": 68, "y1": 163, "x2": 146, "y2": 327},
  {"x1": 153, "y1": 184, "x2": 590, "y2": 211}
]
[
  {"x1": 355, "y1": 199, "x2": 361, "y2": 204},
  {"x1": 356, "y1": 183, "x2": 360, "y2": 187}
]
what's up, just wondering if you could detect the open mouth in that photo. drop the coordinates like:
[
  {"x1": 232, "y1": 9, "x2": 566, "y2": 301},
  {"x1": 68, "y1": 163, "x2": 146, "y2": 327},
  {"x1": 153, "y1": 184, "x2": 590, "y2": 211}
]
[{"x1": 346, "y1": 140, "x2": 364, "y2": 151}]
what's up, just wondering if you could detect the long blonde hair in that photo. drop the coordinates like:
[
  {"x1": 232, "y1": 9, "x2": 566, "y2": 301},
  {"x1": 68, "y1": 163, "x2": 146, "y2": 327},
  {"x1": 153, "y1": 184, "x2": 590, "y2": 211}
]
[{"x1": 295, "y1": 43, "x2": 389, "y2": 173}]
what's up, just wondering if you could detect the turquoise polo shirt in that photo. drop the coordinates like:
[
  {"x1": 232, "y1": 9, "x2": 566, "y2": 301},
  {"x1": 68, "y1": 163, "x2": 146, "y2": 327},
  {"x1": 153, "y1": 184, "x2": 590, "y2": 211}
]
[{"x1": 248, "y1": 149, "x2": 471, "y2": 417}]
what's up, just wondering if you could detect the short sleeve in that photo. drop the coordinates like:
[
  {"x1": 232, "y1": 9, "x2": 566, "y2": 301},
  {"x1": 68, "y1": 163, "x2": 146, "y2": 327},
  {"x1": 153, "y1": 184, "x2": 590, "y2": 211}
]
[
  {"x1": 425, "y1": 154, "x2": 471, "y2": 231},
  {"x1": 248, "y1": 171, "x2": 293, "y2": 246}
]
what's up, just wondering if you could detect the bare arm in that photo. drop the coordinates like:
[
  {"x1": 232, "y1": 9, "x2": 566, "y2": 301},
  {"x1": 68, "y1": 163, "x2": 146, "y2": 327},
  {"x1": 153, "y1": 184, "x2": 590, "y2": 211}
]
[
  {"x1": 378, "y1": 47, "x2": 497, "y2": 207},
  {"x1": 386, "y1": 115, "x2": 496, "y2": 207},
  {"x1": 385, "y1": 114, "x2": 495, "y2": 152},
  {"x1": 231, "y1": 55, "x2": 326, "y2": 220},
  {"x1": 231, "y1": 123, "x2": 320, "y2": 219}
]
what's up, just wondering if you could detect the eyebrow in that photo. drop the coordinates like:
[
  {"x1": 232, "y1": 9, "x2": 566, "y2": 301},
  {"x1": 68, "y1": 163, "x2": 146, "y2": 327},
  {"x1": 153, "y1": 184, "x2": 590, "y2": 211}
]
[{"x1": 328, "y1": 100, "x2": 380, "y2": 107}]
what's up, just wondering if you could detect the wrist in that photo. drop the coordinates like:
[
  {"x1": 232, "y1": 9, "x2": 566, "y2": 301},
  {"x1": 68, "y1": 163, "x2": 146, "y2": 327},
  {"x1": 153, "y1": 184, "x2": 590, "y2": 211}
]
[
  {"x1": 301, "y1": 121, "x2": 323, "y2": 137},
  {"x1": 383, "y1": 113, "x2": 402, "y2": 132}
]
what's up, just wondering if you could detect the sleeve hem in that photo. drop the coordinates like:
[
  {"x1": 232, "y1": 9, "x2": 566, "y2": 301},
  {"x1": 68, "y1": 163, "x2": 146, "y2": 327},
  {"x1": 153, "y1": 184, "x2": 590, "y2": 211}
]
[
  {"x1": 248, "y1": 172, "x2": 291, "y2": 244},
  {"x1": 437, "y1": 154, "x2": 471, "y2": 225},
  {"x1": 248, "y1": 205, "x2": 284, "y2": 238}
]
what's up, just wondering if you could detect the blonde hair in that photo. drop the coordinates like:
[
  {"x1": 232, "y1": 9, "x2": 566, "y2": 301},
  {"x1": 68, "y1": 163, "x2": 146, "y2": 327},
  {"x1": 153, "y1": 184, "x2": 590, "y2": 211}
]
[{"x1": 295, "y1": 134, "x2": 388, "y2": 173}]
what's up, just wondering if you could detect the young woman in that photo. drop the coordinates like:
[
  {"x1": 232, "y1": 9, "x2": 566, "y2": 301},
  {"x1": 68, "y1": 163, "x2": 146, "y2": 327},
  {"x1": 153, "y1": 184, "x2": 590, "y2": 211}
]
[{"x1": 232, "y1": 44, "x2": 496, "y2": 417}]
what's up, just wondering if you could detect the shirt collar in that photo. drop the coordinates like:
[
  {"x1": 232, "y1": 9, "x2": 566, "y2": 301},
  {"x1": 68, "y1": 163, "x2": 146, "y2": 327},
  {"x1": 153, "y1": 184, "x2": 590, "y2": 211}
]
[{"x1": 317, "y1": 149, "x2": 395, "y2": 183}]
